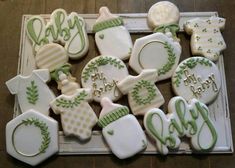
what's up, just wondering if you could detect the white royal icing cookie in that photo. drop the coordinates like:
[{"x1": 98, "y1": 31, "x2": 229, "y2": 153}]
[
  {"x1": 129, "y1": 32, "x2": 181, "y2": 81},
  {"x1": 6, "y1": 69, "x2": 56, "y2": 115},
  {"x1": 50, "y1": 88, "x2": 98, "y2": 140},
  {"x1": 6, "y1": 109, "x2": 58, "y2": 166},
  {"x1": 93, "y1": 7, "x2": 133, "y2": 60},
  {"x1": 81, "y1": 55, "x2": 129, "y2": 102},
  {"x1": 147, "y1": 1, "x2": 180, "y2": 29},
  {"x1": 98, "y1": 98, "x2": 147, "y2": 159},
  {"x1": 144, "y1": 96, "x2": 218, "y2": 155},
  {"x1": 26, "y1": 8, "x2": 89, "y2": 59},
  {"x1": 172, "y1": 57, "x2": 221, "y2": 104},
  {"x1": 117, "y1": 69, "x2": 165, "y2": 115},
  {"x1": 184, "y1": 16, "x2": 226, "y2": 61}
]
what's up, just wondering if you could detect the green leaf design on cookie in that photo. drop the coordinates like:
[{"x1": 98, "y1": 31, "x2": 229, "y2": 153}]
[{"x1": 26, "y1": 81, "x2": 39, "y2": 105}]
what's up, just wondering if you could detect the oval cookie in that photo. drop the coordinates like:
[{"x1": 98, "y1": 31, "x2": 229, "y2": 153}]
[
  {"x1": 172, "y1": 57, "x2": 221, "y2": 104},
  {"x1": 81, "y1": 55, "x2": 129, "y2": 102}
]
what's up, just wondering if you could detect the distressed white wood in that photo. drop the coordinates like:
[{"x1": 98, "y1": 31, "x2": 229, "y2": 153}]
[{"x1": 15, "y1": 12, "x2": 233, "y2": 155}]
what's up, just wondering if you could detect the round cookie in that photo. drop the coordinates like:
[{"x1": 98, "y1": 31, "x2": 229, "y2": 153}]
[
  {"x1": 147, "y1": 1, "x2": 180, "y2": 29},
  {"x1": 172, "y1": 57, "x2": 221, "y2": 104},
  {"x1": 81, "y1": 55, "x2": 129, "y2": 102}
]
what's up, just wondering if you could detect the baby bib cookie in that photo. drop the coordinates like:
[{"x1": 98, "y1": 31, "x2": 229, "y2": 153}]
[
  {"x1": 147, "y1": 1, "x2": 180, "y2": 29},
  {"x1": 26, "y1": 8, "x2": 89, "y2": 59},
  {"x1": 117, "y1": 69, "x2": 165, "y2": 115},
  {"x1": 6, "y1": 69, "x2": 56, "y2": 115},
  {"x1": 98, "y1": 98, "x2": 147, "y2": 159},
  {"x1": 6, "y1": 109, "x2": 58, "y2": 166},
  {"x1": 93, "y1": 7, "x2": 133, "y2": 60},
  {"x1": 81, "y1": 55, "x2": 129, "y2": 102},
  {"x1": 129, "y1": 32, "x2": 181, "y2": 81},
  {"x1": 144, "y1": 96, "x2": 218, "y2": 155},
  {"x1": 50, "y1": 88, "x2": 98, "y2": 140},
  {"x1": 172, "y1": 57, "x2": 221, "y2": 104},
  {"x1": 184, "y1": 16, "x2": 226, "y2": 61}
]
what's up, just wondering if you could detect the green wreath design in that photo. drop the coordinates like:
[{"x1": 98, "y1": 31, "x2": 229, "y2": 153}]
[
  {"x1": 131, "y1": 80, "x2": 156, "y2": 105},
  {"x1": 12, "y1": 118, "x2": 51, "y2": 157}
]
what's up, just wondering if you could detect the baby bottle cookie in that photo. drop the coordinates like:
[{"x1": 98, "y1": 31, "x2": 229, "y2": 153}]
[
  {"x1": 184, "y1": 16, "x2": 226, "y2": 61},
  {"x1": 93, "y1": 7, "x2": 133, "y2": 60},
  {"x1": 50, "y1": 88, "x2": 97, "y2": 140},
  {"x1": 117, "y1": 69, "x2": 165, "y2": 115},
  {"x1": 81, "y1": 55, "x2": 129, "y2": 102},
  {"x1": 129, "y1": 1, "x2": 181, "y2": 81},
  {"x1": 26, "y1": 8, "x2": 89, "y2": 59},
  {"x1": 172, "y1": 57, "x2": 221, "y2": 104},
  {"x1": 144, "y1": 96, "x2": 218, "y2": 155},
  {"x1": 98, "y1": 98, "x2": 147, "y2": 159},
  {"x1": 6, "y1": 69, "x2": 55, "y2": 115},
  {"x1": 6, "y1": 109, "x2": 58, "y2": 166}
]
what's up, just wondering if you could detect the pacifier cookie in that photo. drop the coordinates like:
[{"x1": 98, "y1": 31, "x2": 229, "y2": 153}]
[
  {"x1": 81, "y1": 55, "x2": 129, "y2": 102},
  {"x1": 144, "y1": 96, "x2": 218, "y2": 155},
  {"x1": 98, "y1": 97, "x2": 147, "y2": 159},
  {"x1": 26, "y1": 8, "x2": 89, "y2": 59},
  {"x1": 93, "y1": 7, "x2": 133, "y2": 60},
  {"x1": 6, "y1": 69, "x2": 55, "y2": 115},
  {"x1": 172, "y1": 57, "x2": 221, "y2": 104},
  {"x1": 184, "y1": 16, "x2": 226, "y2": 61},
  {"x1": 50, "y1": 88, "x2": 98, "y2": 140},
  {"x1": 117, "y1": 69, "x2": 165, "y2": 115}
]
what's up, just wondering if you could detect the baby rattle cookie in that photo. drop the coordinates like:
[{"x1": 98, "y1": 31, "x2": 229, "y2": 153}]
[
  {"x1": 144, "y1": 96, "x2": 218, "y2": 155},
  {"x1": 93, "y1": 7, "x2": 133, "y2": 60},
  {"x1": 81, "y1": 55, "x2": 129, "y2": 102},
  {"x1": 6, "y1": 69, "x2": 55, "y2": 115},
  {"x1": 172, "y1": 57, "x2": 221, "y2": 104},
  {"x1": 26, "y1": 8, "x2": 89, "y2": 59},
  {"x1": 98, "y1": 97, "x2": 147, "y2": 159},
  {"x1": 184, "y1": 16, "x2": 226, "y2": 61},
  {"x1": 6, "y1": 109, "x2": 58, "y2": 166},
  {"x1": 50, "y1": 88, "x2": 97, "y2": 140},
  {"x1": 117, "y1": 69, "x2": 165, "y2": 115}
]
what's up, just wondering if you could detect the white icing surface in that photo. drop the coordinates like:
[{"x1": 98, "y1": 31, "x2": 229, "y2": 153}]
[{"x1": 96, "y1": 7, "x2": 118, "y2": 23}]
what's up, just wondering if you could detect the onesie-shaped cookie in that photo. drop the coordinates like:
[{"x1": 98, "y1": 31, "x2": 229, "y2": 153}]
[
  {"x1": 184, "y1": 16, "x2": 226, "y2": 61},
  {"x1": 172, "y1": 57, "x2": 221, "y2": 104},
  {"x1": 98, "y1": 98, "x2": 147, "y2": 159},
  {"x1": 93, "y1": 7, "x2": 133, "y2": 60},
  {"x1": 129, "y1": 1, "x2": 181, "y2": 81},
  {"x1": 26, "y1": 8, "x2": 89, "y2": 59},
  {"x1": 117, "y1": 69, "x2": 165, "y2": 115},
  {"x1": 144, "y1": 96, "x2": 218, "y2": 155},
  {"x1": 6, "y1": 69, "x2": 55, "y2": 115},
  {"x1": 81, "y1": 55, "x2": 129, "y2": 102},
  {"x1": 50, "y1": 88, "x2": 97, "y2": 140}
]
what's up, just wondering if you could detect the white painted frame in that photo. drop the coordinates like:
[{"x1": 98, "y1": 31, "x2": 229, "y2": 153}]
[{"x1": 15, "y1": 12, "x2": 233, "y2": 154}]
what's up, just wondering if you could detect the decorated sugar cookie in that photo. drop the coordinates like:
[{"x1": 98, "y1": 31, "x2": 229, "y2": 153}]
[
  {"x1": 147, "y1": 1, "x2": 180, "y2": 29},
  {"x1": 98, "y1": 98, "x2": 147, "y2": 159},
  {"x1": 129, "y1": 32, "x2": 181, "y2": 81},
  {"x1": 117, "y1": 69, "x2": 165, "y2": 115},
  {"x1": 93, "y1": 7, "x2": 133, "y2": 60},
  {"x1": 184, "y1": 16, "x2": 226, "y2": 61},
  {"x1": 6, "y1": 109, "x2": 58, "y2": 166},
  {"x1": 50, "y1": 88, "x2": 98, "y2": 140},
  {"x1": 26, "y1": 8, "x2": 89, "y2": 59},
  {"x1": 36, "y1": 43, "x2": 80, "y2": 95},
  {"x1": 144, "y1": 96, "x2": 218, "y2": 155},
  {"x1": 81, "y1": 55, "x2": 129, "y2": 102},
  {"x1": 6, "y1": 69, "x2": 55, "y2": 115},
  {"x1": 172, "y1": 57, "x2": 221, "y2": 104}
]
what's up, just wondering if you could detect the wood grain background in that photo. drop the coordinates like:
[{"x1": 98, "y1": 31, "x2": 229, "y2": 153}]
[{"x1": 0, "y1": 0, "x2": 235, "y2": 167}]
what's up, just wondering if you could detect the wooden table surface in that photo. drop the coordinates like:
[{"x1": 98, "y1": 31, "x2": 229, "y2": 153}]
[{"x1": 0, "y1": 0, "x2": 235, "y2": 167}]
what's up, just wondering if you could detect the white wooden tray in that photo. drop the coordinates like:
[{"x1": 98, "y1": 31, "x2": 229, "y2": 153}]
[{"x1": 15, "y1": 12, "x2": 233, "y2": 154}]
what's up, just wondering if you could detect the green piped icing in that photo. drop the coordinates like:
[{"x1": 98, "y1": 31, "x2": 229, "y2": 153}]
[
  {"x1": 98, "y1": 106, "x2": 129, "y2": 128},
  {"x1": 93, "y1": 17, "x2": 124, "y2": 33},
  {"x1": 153, "y1": 24, "x2": 180, "y2": 39},
  {"x1": 50, "y1": 63, "x2": 72, "y2": 81}
]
